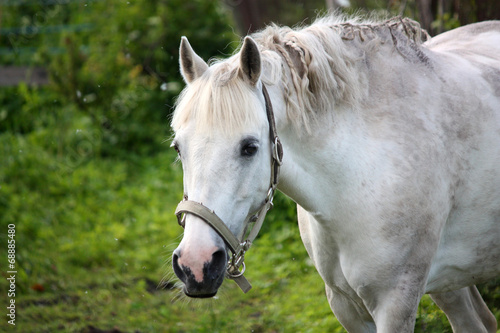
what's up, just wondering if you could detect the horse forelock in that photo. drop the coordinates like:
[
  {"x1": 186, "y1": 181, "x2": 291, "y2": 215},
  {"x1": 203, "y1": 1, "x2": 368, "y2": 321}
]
[{"x1": 172, "y1": 61, "x2": 266, "y2": 137}]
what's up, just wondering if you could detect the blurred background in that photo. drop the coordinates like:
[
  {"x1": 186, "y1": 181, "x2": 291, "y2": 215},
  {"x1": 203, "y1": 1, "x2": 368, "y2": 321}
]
[{"x1": 0, "y1": 1, "x2": 499, "y2": 332}]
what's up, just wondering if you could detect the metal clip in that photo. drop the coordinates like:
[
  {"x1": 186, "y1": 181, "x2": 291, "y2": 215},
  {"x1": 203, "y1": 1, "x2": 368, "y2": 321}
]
[
  {"x1": 266, "y1": 187, "x2": 275, "y2": 210},
  {"x1": 177, "y1": 212, "x2": 186, "y2": 228}
]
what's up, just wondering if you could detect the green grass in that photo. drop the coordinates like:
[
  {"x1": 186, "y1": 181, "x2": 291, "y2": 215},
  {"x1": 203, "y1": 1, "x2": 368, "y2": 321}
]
[{"x1": 1, "y1": 109, "x2": 499, "y2": 333}]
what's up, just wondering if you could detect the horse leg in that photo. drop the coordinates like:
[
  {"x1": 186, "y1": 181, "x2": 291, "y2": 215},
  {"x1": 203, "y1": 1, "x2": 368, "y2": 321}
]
[
  {"x1": 326, "y1": 285, "x2": 376, "y2": 333},
  {"x1": 297, "y1": 206, "x2": 375, "y2": 332},
  {"x1": 359, "y1": 264, "x2": 431, "y2": 332},
  {"x1": 429, "y1": 286, "x2": 497, "y2": 333},
  {"x1": 369, "y1": 287, "x2": 423, "y2": 332}
]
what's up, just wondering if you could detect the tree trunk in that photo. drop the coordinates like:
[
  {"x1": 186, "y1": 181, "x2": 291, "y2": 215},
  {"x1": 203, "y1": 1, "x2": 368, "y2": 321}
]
[{"x1": 416, "y1": 0, "x2": 434, "y2": 34}]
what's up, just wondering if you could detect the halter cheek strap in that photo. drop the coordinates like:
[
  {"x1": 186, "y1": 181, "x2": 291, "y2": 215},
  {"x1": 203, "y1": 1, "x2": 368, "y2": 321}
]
[{"x1": 174, "y1": 84, "x2": 283, "y2": 293}]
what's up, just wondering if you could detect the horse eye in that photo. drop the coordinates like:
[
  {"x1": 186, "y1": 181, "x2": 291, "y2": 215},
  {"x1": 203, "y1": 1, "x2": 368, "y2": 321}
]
[
  {"x1": 242, "y1": 143, "x2": 258, "y2": 157},
  {"x1": 171, "y1": 142, "x2": 181, "y2": 157}
]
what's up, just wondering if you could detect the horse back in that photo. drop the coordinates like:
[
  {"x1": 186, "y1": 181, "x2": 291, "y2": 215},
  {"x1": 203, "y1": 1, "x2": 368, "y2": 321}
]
[{"x1": 425, "y1": 21, "x2": 500, "y2": 52}]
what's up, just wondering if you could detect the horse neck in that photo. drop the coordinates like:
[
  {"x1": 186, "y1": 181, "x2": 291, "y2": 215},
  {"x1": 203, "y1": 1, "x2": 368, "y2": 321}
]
[
  {"x1": 270, "y1": 44, "x2": 435, "y2": 217},
  {"x1": 275, "y1": 108, "x2": 355, "y2": 217}
]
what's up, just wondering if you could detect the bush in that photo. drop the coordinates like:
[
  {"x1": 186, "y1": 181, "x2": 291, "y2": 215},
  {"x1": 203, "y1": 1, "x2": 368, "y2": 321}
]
[
  {"x1": 1, "y1": 0, "x2": 237, "y2": 155},
  {"x1": 46, "y1": 0, "x2": 237, "y2": 154}
]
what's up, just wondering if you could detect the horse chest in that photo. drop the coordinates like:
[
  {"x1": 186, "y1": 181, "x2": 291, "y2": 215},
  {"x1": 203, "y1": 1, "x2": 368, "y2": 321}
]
[{"x1": 298, "y1": 205, "x2": 375, "y2": 296}]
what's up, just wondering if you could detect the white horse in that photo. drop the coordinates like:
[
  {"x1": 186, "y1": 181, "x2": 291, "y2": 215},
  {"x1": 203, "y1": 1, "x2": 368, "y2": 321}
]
[{"x1": 170, "y1": 15, "x2": 500, "y2": 332}]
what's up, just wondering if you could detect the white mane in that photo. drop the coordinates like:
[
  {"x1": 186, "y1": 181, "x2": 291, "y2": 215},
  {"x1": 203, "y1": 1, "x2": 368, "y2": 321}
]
[{"x1": 172, "y1": 14, "x2": 430, "y2": 135}]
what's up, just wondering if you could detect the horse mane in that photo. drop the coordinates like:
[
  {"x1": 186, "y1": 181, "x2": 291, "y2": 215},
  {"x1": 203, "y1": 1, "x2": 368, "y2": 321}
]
[
  {"x1": 252, "y1": 15, "x2": 430, "y2": 131},
  {"x1": 172, "y1": 14, "x2": 430, "y2": 135}
]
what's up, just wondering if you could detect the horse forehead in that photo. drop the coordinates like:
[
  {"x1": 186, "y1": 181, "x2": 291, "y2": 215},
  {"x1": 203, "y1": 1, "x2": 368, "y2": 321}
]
[
  {"x1": 190, "y1": 135, "x2": 233, "y2": 159},
  {"x1": 178, "y1": 133, "x2": 231, "y2": 170},
  {"x1": 180, "y1": 112, "x2": 269, "y2": 146}
]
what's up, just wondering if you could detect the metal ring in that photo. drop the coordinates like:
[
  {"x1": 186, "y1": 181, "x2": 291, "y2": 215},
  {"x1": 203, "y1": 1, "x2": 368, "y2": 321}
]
[
  {"x1": 273, "y1": 137, "x2": 283, "y2": 166},
  {"x1": 227, "y1": 262, "x2": 246, "y2": 278},
  {"x1": 177, "y1": 214, "x2": 186, "y2": 228}
]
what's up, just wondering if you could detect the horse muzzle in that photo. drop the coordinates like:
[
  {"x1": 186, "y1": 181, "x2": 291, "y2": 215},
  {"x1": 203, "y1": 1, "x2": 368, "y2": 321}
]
[{"x1": 172, "y1": 246, "x2": 227, "y2": 298}]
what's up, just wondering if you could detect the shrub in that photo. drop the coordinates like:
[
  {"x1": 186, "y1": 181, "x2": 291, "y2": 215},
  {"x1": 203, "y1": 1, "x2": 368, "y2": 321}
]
[
  {"x1": 47, "y1": 0, "x2": 237, "y2": 154},
  {"x1": 1, "y1": 0, "x2": 237, "y2": 155}
]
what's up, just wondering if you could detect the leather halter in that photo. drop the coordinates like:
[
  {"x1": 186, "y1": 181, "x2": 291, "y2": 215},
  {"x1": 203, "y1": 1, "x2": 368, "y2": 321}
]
[{"x1": 175, "y1": 84, "x2": 283, "y2": 293}]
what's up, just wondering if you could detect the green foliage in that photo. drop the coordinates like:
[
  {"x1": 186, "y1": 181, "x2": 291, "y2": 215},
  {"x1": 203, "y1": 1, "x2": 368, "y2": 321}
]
[
  {"x1": 1, "y1": 0, "x2": 237, "y2": 155},
  {"x1": 53, "y1": 0, "x2": 235, "y2": 154},
  {"x1": 0, "y1": 84, "x2": 62, "y2": 134},
  {"x1": 432, "y1": 12, "x2": 461, "y2": 32}
]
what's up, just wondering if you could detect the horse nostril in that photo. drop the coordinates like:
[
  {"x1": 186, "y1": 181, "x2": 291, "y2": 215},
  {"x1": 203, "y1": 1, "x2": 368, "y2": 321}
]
[
  {"x1": 172, "y1": 250, "x2": 186, "y2": 283},
  {"x1": 207, "y1": 248, "x2": 227, "y2": 280}
]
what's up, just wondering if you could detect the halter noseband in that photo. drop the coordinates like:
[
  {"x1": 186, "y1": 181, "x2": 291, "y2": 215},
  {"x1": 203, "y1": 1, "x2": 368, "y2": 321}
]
[{"x1": 175, "y1": 84, "x2": 283, "y2": 293}]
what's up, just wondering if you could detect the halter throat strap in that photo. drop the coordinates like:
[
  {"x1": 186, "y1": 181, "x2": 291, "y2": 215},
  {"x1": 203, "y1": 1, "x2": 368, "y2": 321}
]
[
  {"x1": 175, "y1": 83, "x2": 283, "y2": 293},
  {"x1": 262, "y1": 84, "x2": 283, "y2": 187}
]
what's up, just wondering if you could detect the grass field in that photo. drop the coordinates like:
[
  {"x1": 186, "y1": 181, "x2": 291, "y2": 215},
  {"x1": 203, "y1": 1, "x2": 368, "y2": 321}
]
[{"x1": 1, "y1": 93, "x2": 499, "y2": 333}]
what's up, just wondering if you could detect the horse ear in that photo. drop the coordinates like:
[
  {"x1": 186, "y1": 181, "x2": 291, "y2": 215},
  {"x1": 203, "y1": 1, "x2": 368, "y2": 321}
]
[
  {"x1": 179, "y1": 36, "x2": 208, "y2": 84},
  {"x1": 239, "y1": 36, "x2": 261, "y2": 86}
]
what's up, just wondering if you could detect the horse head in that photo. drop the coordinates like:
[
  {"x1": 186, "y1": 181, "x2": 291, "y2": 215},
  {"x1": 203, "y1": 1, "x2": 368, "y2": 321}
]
[{"x1": 171, "y1": 36, "x2": 282, "y2": 298}]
